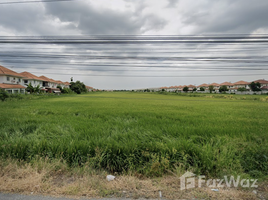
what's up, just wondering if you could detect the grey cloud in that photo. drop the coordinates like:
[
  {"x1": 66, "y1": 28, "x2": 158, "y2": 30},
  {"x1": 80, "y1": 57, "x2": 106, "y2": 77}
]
[
  {"x1": 167, "y1": 0, "x2": 179, "y2": 8},
  {"x1": 181, "y1": 0, "x2": 268, "y2": 34},
  {"x1": 44, "y1": 1, "x2": 143, "y2": 34}
]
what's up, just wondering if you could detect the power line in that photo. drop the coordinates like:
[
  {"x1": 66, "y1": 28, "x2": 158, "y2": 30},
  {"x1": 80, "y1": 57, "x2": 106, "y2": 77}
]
[{"x1": 0, "y1": 0, "x2": 77, "y2": 5}]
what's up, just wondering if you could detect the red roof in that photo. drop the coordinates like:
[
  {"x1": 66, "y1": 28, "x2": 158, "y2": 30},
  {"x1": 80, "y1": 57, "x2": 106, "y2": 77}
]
[
  {"x1": 220, "y1": 82, "x2": 234, "y2": 86},
  {"x1": 233, "y1": 80, "x2": 249, "y2": 85},
  {"x1": 210, "y1": 83, "x2": 220, "y2": 86},
  {"x1": 187, "y1": 84, "x2": 196, "y2": 88},
  {"x1": 19, "y1": 71, "x2": 43, "y2": 81},
  {"x1": 253, "y1": 79, "x2": 268, "y2": 84},
  {"x1": 0, "y1": 65, "x2": 24, "y2": 77},
  {"x1": 0, "y1": 83, "x2": 26, "y2": 89},
  {"x1": 197, "y1": 83, "x2": 209, "y2": 87}
]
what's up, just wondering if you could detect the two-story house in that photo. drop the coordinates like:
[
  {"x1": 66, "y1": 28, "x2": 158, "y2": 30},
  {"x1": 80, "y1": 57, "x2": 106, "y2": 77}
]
[
  {"x1": 0, "y1": 65, "x2": 26, "y2": 94},
  {"x1": 19, "y1": 71, "x2": 44, "y2": 88}
]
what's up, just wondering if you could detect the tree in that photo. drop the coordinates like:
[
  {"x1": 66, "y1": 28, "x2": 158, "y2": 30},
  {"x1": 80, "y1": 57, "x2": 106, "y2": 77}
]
[
  {"x1": 208, "y1": 85, "x2": 214, "y2": 93},
  {"x1": 200, "y1": 87, "x2": 205, "y2": 91},
  {"x1": 26, "y1": 82, "x2": 34, "y2": 94},
  {"x1": 219, "y1": 85, "x2": 229, "y2": 93},
  {"x1": 70, "y1": 81, "x2": 87, "y2": 94},
  {"x1": 237, "y1": 87, "x2": 247, "y2": 92},
  {"x1": 34, "y1": 84, "x2": 41, "y2": 93},
  {"x1": 193, "y1": 87, "x2": 197, "y2": 92},
  {"x1": 249, "y1": 82, "x2": 261, "y2": 91},
  {"x1": 183, "y1": 86, "x2": 189, "y2": 92},
  {"x1": 26, "y1": 83, "x2": 41, "y2": 94}
]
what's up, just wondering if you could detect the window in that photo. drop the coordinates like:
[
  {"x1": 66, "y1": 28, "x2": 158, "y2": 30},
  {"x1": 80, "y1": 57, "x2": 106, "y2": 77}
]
[
  {"x1": 7, "y1": 77, "x2": 10, "y2": 81},
  {"x1": 24, "y1": 80, "x2": 28, "y2": 84},
  {"x1": 18, "y1": 79, "x2": 21, "y2": 82},
  {"x1": 7, "y1": 90, "x2": 12, "y2": 94},
  {"x1": 13, "y1": 77, "x2": 16, "y2": 80},
  {"x1": 34, "y1": 80, "x2": 36, "y2": 84},
  {"x1": 14, "y1": 90, "x2": 19, "y2": 94}
]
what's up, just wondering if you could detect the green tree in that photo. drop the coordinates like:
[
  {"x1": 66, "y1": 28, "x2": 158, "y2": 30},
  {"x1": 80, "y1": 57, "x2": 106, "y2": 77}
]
[
  {"x1": 34, "y1": 84, "x2": 41, "y2": 93},
  {"x1": 208, "y1": 85, "x2": 214, "y2": 93},
  {"x1": 26, "y1": 82, "x2": 34, "y2": 94},
  {"x1": 237, "y1": 87, "x2": 247, "y2": 92},
  {"x1": 249, "y1": 82, "x2": 261, "y2": 91},
  {"x1": 200, "y1": 87, "x2": 205, "y2": 91},
  {"x1": 70, "y1": 81, "x2": 87, "y2": 94},
  {"x1": 183, "y1": 86, "x2": 189, "y2": 92},
  {"x1": 193, "y1": 87, "x2": 197, "y2": 92},
  {"x1": 219, "y1": 85, "x2": 229, "y2": 93}
]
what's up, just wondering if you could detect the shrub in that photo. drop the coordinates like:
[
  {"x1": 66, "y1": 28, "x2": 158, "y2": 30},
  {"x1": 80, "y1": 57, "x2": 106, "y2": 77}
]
[{"x1": 0, "y1": 89, "x2": 9, "y2": 101}]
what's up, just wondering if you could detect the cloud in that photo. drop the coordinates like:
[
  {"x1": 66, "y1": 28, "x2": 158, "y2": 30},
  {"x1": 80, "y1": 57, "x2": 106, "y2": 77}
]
[{"x1": 180, "y1": 0, "x2": 268, "y2": 34}]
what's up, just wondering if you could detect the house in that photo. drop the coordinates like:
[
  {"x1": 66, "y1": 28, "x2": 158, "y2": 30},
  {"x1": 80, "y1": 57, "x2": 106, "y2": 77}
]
[
  {"x1": 233, "y1": 81, "x2": 250, "y2": 90},
  {"x1": 0, "y1": 65, "x2": 26, "y2": 94},
  {"x1": 197, "y1": 83, "x2": 209, "y2": 91},
  {"x1": 253, "y1": 79, "x2": 268, "y2": 87},
  {"x1": 187, "y1": 84, "x2": 196, "y2": 91},
  {"x1": 86, "y1": 86, "x2": 94, "y2": 92},
  {"x1": 39, "y1": 75, "x2": 60, "y2": 93},
  {"x1": 19, "y1": 71, "x2": 44, "y2": 88},
  {"x1": 63, "y1": 82, "x2": 70, "y2": 88}
]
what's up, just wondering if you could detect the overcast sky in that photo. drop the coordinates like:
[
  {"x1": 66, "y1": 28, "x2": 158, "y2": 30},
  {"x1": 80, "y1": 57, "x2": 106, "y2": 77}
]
[{"x1": 0, "y1": 0, "x2": 268, "y2": 89}]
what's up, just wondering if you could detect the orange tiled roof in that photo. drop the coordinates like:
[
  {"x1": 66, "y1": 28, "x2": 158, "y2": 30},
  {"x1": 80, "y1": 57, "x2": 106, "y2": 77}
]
[
  {"x1": 188, "y1": 84, "x2": 196, "y2": 88},
  {"x1": 64, "y1": 82, "x2": 71, "y2": 85},
  {"x1": 220, "y1": 82, "x2": 234, "y2": 86},
  {"x1": 210, "y1": 83, "x2": 220, "y2": 86},
  {"x1": 55, "y1": 80, "x2": 64, "y2": 84},
  {"x1": 19, "y1": 71, "x2": 43, "y2": 81},
  {"x1": 0, "y1": 65, "x2": 24, "y2": 77},
  {"x1": 39, "y1": 76, "x2": 57, "y2": 83},
  {"x1": 233, "y1": 80, "x2": 249, "y2": 85},
  {"x1": 253, "y1": 79, "x2": 268, "y2": 84},
  {"x1": 197, "y1": 83, "x2": 209, "y2": 87},
  {"x1": 0, "y1": 83, "x2": 26, "y2": 89}
]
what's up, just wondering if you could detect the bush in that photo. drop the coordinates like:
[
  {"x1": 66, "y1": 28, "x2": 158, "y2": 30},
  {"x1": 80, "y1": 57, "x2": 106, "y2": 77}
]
[{"x1": 0, "y1": 89, "x2": 9, "y2": 101}]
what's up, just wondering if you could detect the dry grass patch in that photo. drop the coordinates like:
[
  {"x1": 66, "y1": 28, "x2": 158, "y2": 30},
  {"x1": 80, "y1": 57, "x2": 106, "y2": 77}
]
[{"x1": 0, "y1": 158, "x2": 267, "y2": 199}]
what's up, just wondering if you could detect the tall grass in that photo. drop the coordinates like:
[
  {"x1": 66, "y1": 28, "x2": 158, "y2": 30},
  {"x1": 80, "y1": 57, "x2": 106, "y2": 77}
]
[{"x1": 0, "y1": 92, "x2": 267, "y2": 178}]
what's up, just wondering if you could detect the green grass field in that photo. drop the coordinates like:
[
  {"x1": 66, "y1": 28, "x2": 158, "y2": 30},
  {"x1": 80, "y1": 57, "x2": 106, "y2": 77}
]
[{"x1": 0, "y1": 92, "x2": 268, "y2": 178}]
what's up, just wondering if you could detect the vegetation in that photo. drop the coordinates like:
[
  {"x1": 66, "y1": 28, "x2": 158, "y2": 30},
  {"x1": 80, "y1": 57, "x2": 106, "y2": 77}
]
[
  {"x1": 208, "y1": 85, "x2": 214, "y2": 93},
  {"x1": 183, "y1": 86, "x2": 189, "y2": 92},
  {"x1": 70, "y1": 81, "x2": 87, "y2": 94},
  {"x1": 249, "y1": 82, "x2": 261, "y2": 91},
  {"x1": 0, "y1": 92, "x2": 268, "y2": 179},
  {"x1": 219, "y1": 85, "x2": 229, "y2": 93},
  {"x1": 200, "y1": 87, "x2": 205, "y2": 91},
  {"x1": 26, "y1": 83, "x2": 41, "y2": 94},
  {"x1": 0, "y1": 89, "x2": 9, "y2": 101},
  {"x1": 237, "y1": 87, "x2": 247, "y2": 92}
]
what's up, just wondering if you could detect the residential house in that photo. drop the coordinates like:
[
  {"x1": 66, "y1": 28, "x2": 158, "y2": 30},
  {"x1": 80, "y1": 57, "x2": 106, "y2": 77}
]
[
  {"x1": 197, "y1": 83, "x2": 209, "y2": 91},
  {"x1": 19, "y1": 71, "x2": 44, "y2": 88},
  {"x1": 39, "y1": 75, "x2": 60, "y2": 93},
  {"x1": 86, "y1": 86, "x2": 94, "y2": 92},
  {"x1": 253, "y1": 79, "x2": 268, "y2": 88},
  {"x1": 233, "y1": 81, "x2": 250, "y2": 90},
  {"x1": 0, "y1": 65, "x2": 26, "y2": 94},
  {"x1": 187, "y1": 84, "x2": 196, "y2": 91}
]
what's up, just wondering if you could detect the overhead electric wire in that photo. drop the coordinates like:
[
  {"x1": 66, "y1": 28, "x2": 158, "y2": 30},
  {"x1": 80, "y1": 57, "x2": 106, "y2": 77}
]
[
  {"x1": 0, "y1": 35, "x2": 268, "y2": 78},
  {"x1": 0, "y1": 0, "x2": 77, "y2": 5}
]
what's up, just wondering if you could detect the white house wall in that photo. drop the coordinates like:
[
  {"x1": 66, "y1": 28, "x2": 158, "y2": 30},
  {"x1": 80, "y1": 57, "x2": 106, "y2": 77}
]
[{"x1": 0, "y1": 75, "x2": 23, "y2": 85}]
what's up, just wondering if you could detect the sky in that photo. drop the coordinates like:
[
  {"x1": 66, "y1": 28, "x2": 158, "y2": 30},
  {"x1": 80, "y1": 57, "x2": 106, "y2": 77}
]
[{"x1": 0, "y1": 0, "x2": 268, "y2": 90}]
